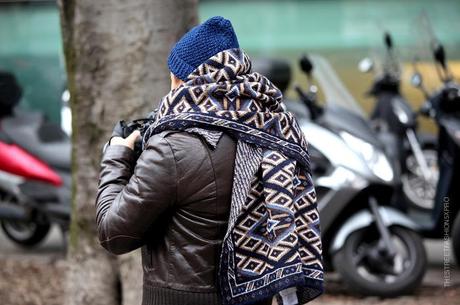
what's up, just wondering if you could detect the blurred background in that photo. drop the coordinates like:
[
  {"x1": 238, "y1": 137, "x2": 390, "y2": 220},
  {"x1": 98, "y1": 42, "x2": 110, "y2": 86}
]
[{"x1": 2, "y1": 0, "x2": 460, "y2": 127}]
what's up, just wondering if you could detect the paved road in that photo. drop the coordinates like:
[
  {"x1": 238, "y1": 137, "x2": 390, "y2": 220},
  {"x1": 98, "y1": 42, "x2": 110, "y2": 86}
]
[{"x1": 0, "y1": 225, "x2": 65, "y2": 258}]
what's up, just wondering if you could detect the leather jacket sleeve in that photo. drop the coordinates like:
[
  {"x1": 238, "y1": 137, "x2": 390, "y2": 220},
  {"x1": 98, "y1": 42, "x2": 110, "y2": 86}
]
[{"x1": 95, "y1": 135, "x2": 176, "y2": 255}]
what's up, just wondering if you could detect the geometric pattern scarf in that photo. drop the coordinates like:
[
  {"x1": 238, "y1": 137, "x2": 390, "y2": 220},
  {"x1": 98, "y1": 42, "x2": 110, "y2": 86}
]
[{"x1": 142, "y1": 48, "x2": 324, "y2": 305}]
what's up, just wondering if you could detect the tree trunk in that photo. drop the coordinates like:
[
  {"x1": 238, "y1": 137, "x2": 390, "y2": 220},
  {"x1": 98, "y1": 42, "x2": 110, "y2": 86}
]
[{"x1": 57, "y1": 1, "x2": 197, "y2": 304}]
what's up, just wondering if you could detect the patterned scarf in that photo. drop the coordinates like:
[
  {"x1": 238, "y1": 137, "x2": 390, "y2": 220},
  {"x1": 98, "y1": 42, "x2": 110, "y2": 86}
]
[{"x1": 143, "y1": 48, "x2": 324, "y2": 305}]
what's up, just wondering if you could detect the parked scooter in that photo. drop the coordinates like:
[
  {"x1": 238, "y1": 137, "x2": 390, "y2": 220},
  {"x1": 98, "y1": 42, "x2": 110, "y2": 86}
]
[
  {"x1": 358, "y1": 32, "x2": 438, "y2": 211},
  {"x1": 254, "y1": 56, "x2": 427, "y2": 297},
  {"x1": 0, "y1": 72, "x2": 71, "y2": 247},
  {"x1": 409, "y1": 42, "x2": 460, "y2": 264}
]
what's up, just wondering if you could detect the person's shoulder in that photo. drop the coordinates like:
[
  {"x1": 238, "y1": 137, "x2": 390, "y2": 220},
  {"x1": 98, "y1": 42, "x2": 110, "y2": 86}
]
[
  {"x1": 145, "y1": 130, "x2": 198, "y2": 145},
  {"x1": 164, "y1": 131, "x2": 206, "y2": 154},
  {"x1": 144, "y1": 130, "x2": 205, "y2": 157},
  {"x1": 144, "y1": 131, "x2": 173, "y2": 147}
]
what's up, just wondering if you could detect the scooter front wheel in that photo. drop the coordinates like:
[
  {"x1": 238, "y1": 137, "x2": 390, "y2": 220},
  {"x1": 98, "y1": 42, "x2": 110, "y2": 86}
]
[
  {"x1": 332, "y1": 226, "x2": 426, "y2": 297},
  {"x1": 402, "y1": 148, "x2": 438, "y2": 211},
  {"x1": 1, "y1": 219, "x2": 51, "y2": 248}
]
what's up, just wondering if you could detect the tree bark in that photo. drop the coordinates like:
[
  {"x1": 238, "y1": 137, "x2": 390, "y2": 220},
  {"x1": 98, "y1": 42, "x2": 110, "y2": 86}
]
[{"x1": 57, "y1": 1, "x2": 197, "y2": 304}]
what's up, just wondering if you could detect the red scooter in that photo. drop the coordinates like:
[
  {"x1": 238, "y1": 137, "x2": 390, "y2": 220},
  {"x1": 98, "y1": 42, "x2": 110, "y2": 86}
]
[{"x1": 0, "y1": 71, "x2": 71, "y2": 247}]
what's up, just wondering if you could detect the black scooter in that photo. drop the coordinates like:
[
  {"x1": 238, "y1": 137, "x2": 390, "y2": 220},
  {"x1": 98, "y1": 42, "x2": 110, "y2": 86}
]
[
  {"x1": 254, "y1": 56, "x2": 427, "y2": 297},
  {"x1": 358, "y1": 32, "x2": 438, "y2": 211},
  {"x1": 409, "y1": 42, "x2": 460, "y2": 264}
]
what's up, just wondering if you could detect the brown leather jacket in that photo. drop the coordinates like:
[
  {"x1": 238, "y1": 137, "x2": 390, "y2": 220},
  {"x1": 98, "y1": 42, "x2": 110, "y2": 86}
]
[{"x1": 96, "y1": 130, "x2": 272, "y2": 305}]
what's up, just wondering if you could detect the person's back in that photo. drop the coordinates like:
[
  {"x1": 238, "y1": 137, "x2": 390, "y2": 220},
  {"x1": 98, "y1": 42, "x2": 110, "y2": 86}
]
[
  {"x1": 96, "y1": 16, "x2": 324, "y2": 305},
  {"x1": 144, "y1": 131, "x2": 235, "y2": 294},
  {"x1": 97, "y1": 130, "x2": 244, "y2": 304}
]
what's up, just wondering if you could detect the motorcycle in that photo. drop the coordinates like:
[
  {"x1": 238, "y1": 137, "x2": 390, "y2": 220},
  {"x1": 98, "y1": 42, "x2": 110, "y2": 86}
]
[
  {"x1": 0, "y1": 71, "x2": 71, "y2": 247},
  {"x1": 409, "y1": 41, "x2": 460, "y2": 264},
  {"x1": 358, "y1": 32, "x2": 438, "y2": 211},
  {"x1": 254, "y1": 56, "x2": 427, "y2": 297}
]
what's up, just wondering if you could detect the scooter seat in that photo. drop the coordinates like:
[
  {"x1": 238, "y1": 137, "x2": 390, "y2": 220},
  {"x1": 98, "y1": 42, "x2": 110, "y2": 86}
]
[{"x1": 1, "y1": 111, "x2": 71, "y2": 171}]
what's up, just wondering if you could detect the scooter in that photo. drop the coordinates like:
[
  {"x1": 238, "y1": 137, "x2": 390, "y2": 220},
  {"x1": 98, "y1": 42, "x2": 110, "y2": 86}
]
[
  {"x1": 358, "y1": 32, "x2": 438, "y2": 211},
  {"x1": 254, "y1": 56, "x2": 427, "y2": 297},
  {"x1": 0, "y1": 71, "x2": 71, "y2": 247},
  {"x1": 409, "y1": 41, "x2": 460, "y2": 264}
]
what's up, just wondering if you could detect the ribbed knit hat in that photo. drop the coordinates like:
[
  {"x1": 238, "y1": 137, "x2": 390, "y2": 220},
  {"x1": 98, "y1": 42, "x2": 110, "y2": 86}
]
[{"x1": 167, "y1": 16, "x2": 240, "y2": 81}]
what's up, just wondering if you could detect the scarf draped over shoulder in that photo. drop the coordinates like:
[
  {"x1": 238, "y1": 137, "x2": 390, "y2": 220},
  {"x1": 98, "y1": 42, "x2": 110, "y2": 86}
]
[{"x1": 143, "y1": 48, "x2": 324, "y2": 305}]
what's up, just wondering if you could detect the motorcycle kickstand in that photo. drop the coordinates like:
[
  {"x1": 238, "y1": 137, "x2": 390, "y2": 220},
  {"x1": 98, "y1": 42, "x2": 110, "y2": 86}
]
[{"x1": 60, "y1": 224, "x2": 68, "y2": 251}]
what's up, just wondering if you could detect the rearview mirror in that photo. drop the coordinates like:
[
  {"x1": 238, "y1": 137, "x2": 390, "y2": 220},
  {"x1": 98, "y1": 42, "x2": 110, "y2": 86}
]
[
  {"x1": 433, "y1": 43, "x2": 447, "y2": 69},
  {"x1": 299, "y1": 55, "x2": 313, "y2": 76},
  {"x1": 358, "y1": 58, "x2": 374, "y2": 73},
  {"x1": 410, "y1": 72, "x2": 423, "y2": 88},
  {"x1": 384, "y1": 32, "x2": 393, "y2": 50}
]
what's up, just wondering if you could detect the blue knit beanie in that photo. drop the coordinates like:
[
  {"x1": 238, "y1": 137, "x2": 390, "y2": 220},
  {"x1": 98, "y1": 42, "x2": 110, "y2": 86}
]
[{"x1": 167, "y1": 16, "x2": 240, "y2": 81}]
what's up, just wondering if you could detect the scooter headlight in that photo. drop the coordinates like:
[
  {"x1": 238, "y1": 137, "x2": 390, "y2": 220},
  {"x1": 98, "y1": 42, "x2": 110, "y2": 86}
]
[{"x1": 340, "y1": 131, "x2": 394, "y2": 182}]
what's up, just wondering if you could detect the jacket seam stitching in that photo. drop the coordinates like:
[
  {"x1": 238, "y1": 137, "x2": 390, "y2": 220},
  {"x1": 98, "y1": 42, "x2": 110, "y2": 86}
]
[
  {"x1": 161, "y1": 135, "x2": 179, "y2": 287},
  {"x1": 162, "y1": 136, "x2": 178, "y2": 206},
  {"x1": 201, "y1": 137, "x2": 219, "y2": 216},
  {"x1": 100, "y1": 234, "x2": 142, "y2": 244},
  {"x1": 143, "y1": 283, "x2": 218, "y2": 293}
]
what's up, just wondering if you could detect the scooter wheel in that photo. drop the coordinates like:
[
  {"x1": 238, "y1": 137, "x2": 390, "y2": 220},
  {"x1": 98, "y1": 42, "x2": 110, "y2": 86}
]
[
  {"x1": 332, "y1": 226, "x2": 426, "y2": 297},
  {"x1": 1, "y1": 220, "x2": 51, "y2": 248},
  {"x1": 402, "y1": 148, "x2": 438, "y2": 211}
]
